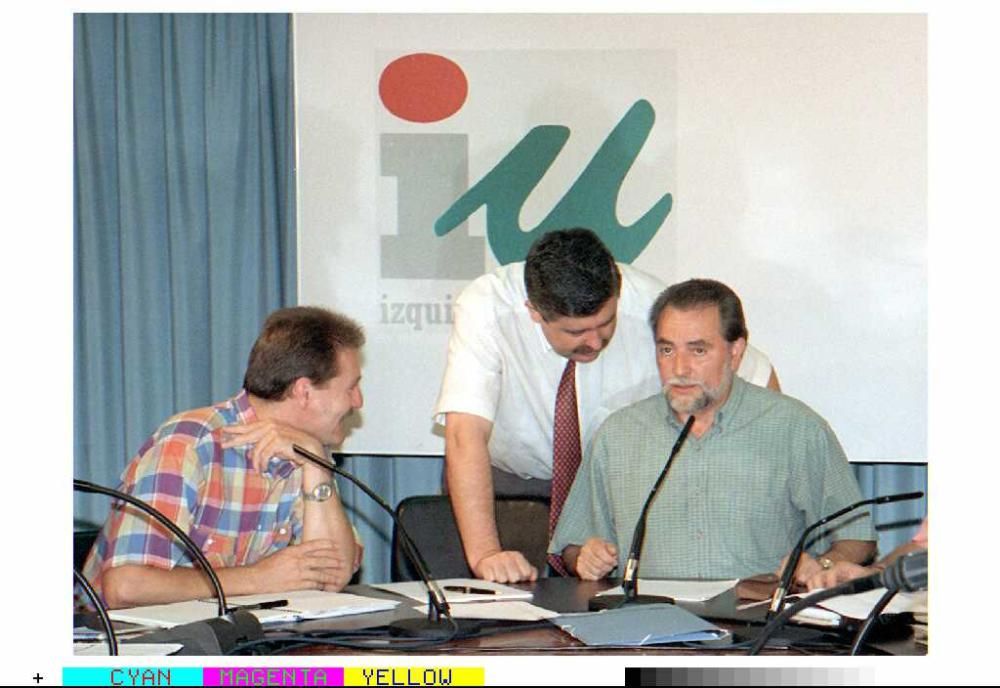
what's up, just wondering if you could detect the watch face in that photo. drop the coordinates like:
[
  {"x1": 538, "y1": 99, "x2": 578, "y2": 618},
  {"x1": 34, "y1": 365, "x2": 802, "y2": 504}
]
[{"x1": 312, "y1": 483, "x2": 333, "y2": 501}]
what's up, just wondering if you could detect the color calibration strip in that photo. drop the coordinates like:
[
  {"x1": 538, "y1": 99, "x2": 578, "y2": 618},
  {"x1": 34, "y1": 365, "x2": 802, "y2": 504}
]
[
  {"x1": 625, "y1": 667, "x2": 875, "y2": 686},
  {"x1": 63, "y1": 666, "x2": 485, "y2": 686}
]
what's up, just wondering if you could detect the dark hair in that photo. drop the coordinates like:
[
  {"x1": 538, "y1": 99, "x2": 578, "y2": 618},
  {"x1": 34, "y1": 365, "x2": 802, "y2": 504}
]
[
  {"x1": 648, "y1": 279, "x2": 748, "y2": 342},
  {"x1": 243, "y1": 306, "x2": 365, "y2": 400},
  {"x1": 523, "y1": 228, "x2": 622, "y2": 320}
]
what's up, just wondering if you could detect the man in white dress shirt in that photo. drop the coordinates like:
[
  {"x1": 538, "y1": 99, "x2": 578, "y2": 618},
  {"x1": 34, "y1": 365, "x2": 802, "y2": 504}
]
[{"x1": 433, "y1": 228, "x2": 778, "y2": 582}]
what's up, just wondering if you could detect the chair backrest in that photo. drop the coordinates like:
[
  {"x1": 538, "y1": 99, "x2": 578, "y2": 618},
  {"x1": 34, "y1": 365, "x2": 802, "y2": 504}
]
[
  {"x1": 74, "y1": 526, "x2": 101, "y2": 572},
  {"x1": 390, "y1": 495, "x2": 551, "y2": 582}
]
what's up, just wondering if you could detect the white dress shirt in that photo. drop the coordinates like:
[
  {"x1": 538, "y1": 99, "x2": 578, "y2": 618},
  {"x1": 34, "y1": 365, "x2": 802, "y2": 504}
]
[{"x1": 432, "y1": 262, "x2": 773, "y2": 480}]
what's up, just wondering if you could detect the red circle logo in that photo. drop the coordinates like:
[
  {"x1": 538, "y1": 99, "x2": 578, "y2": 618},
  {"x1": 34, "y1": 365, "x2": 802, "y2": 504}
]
[{"x1": 379, "y1": 53, "x2": 468, "y2": 123}]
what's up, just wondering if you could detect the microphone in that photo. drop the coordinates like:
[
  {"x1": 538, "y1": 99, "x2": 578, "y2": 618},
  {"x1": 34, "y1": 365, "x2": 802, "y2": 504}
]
[
  {"x1": 74, "y1": 568, "x2": 118, "y2": 655},
  {"x1": 588, "y1": 414, "x2": 696, "y2": 611},
  {"x1": 749, "y1": 549, "x2": 927, "y2": 656},
  {"x1": 291, "y1": 444, "x2": 456, "y2": 640},
  {"x1": 840, "y1": 549, "x2": 927, "y2": 596},
  {"x1": 135, "y1": 609, "x2": 264, "y2": 655},
  {"x1": 73, "y1": 479, "x2": 229, "y2": 617},
  {"x1": 848, "y1": 549, "x2": 927, "y2": 655},
  {"x1": 74, "y1": 478, "x2": 264, "y2": 655},
  {"x1": 767, "y1": 490, "x2": 924, "y2": 619}
]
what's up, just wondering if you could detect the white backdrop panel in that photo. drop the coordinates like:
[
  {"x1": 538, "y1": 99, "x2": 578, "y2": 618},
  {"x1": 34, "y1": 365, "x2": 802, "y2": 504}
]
[{"x1": 294, "y1": 13, "x2": 926, "y2": 462}]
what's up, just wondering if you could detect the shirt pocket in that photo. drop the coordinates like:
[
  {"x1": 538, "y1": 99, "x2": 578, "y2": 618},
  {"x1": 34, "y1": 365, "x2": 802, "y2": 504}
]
[{"x1": 190, "y1": 525, "x2": 239, "y2": 569}]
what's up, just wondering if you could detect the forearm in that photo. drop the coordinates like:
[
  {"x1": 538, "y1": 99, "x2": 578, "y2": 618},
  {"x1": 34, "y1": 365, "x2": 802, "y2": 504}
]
[
  {"x1": 300, "y1": 465, "x2": 357, "y2": 565},
  {"x1": 101, "y1": 562, "x2": 266, "y2": 609},
  {"x1": 444, "y1": 414, "x2": 501, "y2": 568},
  {"x1": 823, "y1": 539, "x2": 877, "y2": 566},
  {"x1": 875, "y1": 541, "x2": 925, "y2": 569}
]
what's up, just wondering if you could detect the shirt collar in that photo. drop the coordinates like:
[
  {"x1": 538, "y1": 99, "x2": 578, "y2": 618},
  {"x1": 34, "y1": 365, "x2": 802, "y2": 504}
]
[{"x1": 233, "y1": 389, "x2": 257, "y2": 424}]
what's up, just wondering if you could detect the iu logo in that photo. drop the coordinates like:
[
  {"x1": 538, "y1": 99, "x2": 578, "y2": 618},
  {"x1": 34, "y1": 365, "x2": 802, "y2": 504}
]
[{"x1": 378, "y1": 52, "x2": 672, "y2": 279}]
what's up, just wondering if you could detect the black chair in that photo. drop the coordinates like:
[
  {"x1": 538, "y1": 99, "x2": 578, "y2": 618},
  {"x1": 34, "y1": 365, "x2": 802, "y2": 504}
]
[
  {"x1": 390, "y1": 495, "x2": 551, "y2": 582},
  {"x1": 74, "y1": 520, "x2": 101, "y2": 572}
]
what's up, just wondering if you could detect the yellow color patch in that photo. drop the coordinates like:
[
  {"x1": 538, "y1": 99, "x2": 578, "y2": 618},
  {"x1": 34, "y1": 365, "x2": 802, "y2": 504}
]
[{"x1": 345, "y1": 666, "x2": 484, "y2": 686}]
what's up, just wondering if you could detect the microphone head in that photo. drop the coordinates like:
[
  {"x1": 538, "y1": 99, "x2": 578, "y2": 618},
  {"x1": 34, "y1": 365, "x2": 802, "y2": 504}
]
[
  {"x1": 884, "y1": 549, "x2": 927, "y2": 592},
  {"x1": 874, "y1": 491, "x2": 924, "y2": 505}
]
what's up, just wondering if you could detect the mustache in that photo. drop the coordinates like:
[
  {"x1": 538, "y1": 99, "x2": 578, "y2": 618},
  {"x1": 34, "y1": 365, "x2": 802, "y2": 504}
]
[
  {"x1": 664, "y1": 378, "x2": 706, "y2": 390},
  {"x1": 574, "y1": 340, "x2": 609, "y2": 355}
]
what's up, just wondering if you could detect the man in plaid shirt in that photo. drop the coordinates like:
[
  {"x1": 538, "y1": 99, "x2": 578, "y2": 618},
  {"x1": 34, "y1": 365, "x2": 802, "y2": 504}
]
[{"x1": 82, "y1": 307, "x2": 364, "y2": 609}]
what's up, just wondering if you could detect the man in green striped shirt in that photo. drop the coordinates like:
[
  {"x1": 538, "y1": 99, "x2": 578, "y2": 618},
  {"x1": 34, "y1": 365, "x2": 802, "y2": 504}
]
[{"x1": 550, "y1": 279, "x2": 875, "y2": 582}]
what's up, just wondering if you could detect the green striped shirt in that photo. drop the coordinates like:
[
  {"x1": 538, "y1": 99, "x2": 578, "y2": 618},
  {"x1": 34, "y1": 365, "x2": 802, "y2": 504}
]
[{"x1": 550, "y1": 377, "x2": 875, "y2": 579}]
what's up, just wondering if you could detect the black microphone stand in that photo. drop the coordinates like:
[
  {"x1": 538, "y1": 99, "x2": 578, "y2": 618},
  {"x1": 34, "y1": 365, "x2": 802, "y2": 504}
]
[
  {"x1": 73, "y1": 479, "x2": 229, "y2": 616},
  {"x1": 73, "y1": 478, "x2": 264, "y2": 655},
  {"x1": 74, "y1": 568, "x2": 118, "y2": 655},
  {"x1": 292, "y1": 445, "x2": 457, "y2": 640},
  {"x1": 751, "y1": 549, "x2": 926, "y2": 655},
  {"x1": 749, "y1": 582, "x2": 856, "y2": 655},
  {"x1": 767, "y1": 490, "x2": 923, "y2": 620},
  {"x1": 589, "y1": 414, "x2": 696, "y2": 611},
  {"x1": 849, "y1": 587, "x2": 898, "y2": 655}
]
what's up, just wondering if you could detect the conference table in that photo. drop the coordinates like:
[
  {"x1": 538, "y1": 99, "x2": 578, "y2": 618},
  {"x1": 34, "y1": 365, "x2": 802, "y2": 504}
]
[{"x1": 249, "y1": 577, "x2": 925, "y2": 657}]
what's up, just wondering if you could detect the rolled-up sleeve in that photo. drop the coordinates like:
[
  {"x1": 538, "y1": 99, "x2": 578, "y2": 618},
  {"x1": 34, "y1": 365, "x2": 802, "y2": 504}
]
[
  {"x1": 791, "y1": 418, "x2": 877, "y2": 547},
  {"x1": 432, "y1": 279, "x2": 503, "y2": 425}
]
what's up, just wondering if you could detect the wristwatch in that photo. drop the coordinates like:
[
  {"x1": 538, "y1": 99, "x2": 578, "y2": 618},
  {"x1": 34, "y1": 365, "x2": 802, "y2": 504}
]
[
  {"x1": 303, "y1": 481, "x2": 335, "y2": 503},
  {"x1": 818, "y1": 556, "x2": 835, "y2": 570}
]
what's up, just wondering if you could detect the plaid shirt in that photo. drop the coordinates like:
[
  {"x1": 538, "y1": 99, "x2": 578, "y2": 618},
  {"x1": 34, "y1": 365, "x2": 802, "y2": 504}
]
[{"x1": 81, "y1": 390, "x2": 304, "y2": 604}]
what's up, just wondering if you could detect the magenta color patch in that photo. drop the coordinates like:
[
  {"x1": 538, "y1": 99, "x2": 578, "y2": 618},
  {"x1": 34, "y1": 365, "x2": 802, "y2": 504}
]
[{"x1": 203, "y1": 667, "x2": 344, "y2": 686}]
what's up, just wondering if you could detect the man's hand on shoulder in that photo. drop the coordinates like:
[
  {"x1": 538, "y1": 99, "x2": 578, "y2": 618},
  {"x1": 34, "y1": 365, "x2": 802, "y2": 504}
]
[{"x1": 472, "y1": 549, "x2": 538, "y2": 583}]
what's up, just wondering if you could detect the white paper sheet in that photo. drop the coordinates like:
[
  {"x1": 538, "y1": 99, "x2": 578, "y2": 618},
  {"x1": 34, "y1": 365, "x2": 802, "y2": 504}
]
[
  {"x1": 371, "y1": 578, "x2": 533, "y2": 604},
  {"x1": 595, "y1": 578, "x2": 738, "y2": 602},
  {"x1": 109, "y1": 591, "x2": 398, "y2": 628},
  {"x1": 414, "y1": 600, "x2": 559, "y2": 621},
  {"x1": 74, "y1": 642, "x2": 183, "y2": 656},
  {"x1": 738, "y1": 588, "x2": 927, "y2": 626},
  {"x1": 818, "y1": 588, "x2": 927, "y2": 620}
]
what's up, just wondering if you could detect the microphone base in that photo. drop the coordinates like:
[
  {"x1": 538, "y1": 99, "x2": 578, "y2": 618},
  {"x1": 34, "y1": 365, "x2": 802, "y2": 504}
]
[
  {"x1": 731, "y1": 621, "x2": 832, "y2": 648},
  {"x1": 134, "y1": 610, "x2": 263, "y2": 655},
  {"x1": 388, "y1": 617, "x2": 458, "y2": 640},
  {"x1": 588, "y1": 593, "x2": 676, "y2": 611}
]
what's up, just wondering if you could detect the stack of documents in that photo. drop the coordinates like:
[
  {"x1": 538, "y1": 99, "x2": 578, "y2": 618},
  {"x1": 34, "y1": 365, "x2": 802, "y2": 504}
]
[
  {"x1": 109, "y1": 590, "x2": 399, "y2": 628},
  {"x1": 814, "y1": 588, "x2": 926, "y2": 620},
  {"x1": 737, "y1": 588, "x2": 927, "y2": 627},
  {"x1": 554, "y1": 603, "x2": 727, "y2": 647}
]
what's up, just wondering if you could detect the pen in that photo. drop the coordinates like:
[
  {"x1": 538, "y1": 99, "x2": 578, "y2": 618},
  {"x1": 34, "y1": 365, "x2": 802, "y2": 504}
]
[
  {"x1": 443, "y1": 585, "x2": 498, "y2": 595},
  {"x1": 225, "y1": 599, "x2": 289, "y2": 613}
]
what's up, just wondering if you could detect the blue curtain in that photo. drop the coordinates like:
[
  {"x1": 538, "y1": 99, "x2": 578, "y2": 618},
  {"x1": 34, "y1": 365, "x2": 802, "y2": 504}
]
[
  {"x1": 73, "y1": 13, "x2": 297, "y2": 524},
  {"x1": 853, "y1": 463, "x2": 927, "y2": 556},
  {"x1": 337, "y1": 456, "x2": 445, "y2": 584}
]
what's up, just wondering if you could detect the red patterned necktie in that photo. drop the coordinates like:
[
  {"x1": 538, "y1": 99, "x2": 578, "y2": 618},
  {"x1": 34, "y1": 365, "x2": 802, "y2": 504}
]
[{"x1": 548, "y1": 359, "x2": 581, "y2": 576}]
